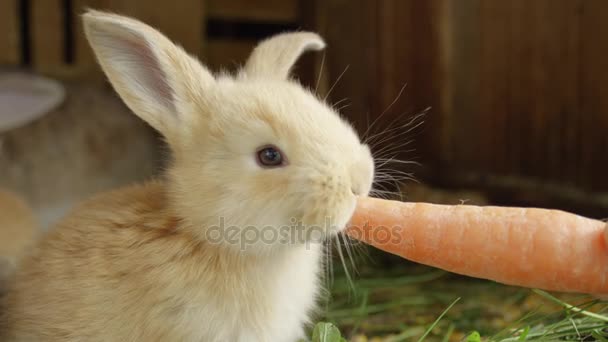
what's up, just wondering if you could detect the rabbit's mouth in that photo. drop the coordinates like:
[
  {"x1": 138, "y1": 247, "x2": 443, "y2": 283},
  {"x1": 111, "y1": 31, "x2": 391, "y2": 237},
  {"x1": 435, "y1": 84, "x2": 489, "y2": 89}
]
[{"x1": 306, "y1": 195, "x2": 357, "y2": 238}]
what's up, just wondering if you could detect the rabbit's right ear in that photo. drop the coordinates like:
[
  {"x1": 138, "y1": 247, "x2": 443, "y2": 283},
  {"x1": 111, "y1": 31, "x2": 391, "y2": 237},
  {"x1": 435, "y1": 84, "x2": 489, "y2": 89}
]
[{"x1": 83, "y1": 10, "x2": 214, "y2": 139}]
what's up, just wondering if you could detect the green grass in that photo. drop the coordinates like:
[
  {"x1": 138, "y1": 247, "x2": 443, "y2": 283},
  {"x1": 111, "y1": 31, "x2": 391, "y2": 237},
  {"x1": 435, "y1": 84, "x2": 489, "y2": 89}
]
[{"x1": 305, "y1": 248, "x2": 608, "y2": 342}]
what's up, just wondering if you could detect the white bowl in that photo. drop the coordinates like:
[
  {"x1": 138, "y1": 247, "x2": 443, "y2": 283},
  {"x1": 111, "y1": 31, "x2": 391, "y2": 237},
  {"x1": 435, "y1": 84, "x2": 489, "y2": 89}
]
[{"x1": 0, "y1": 72, "x2": 65, "y2": 133}]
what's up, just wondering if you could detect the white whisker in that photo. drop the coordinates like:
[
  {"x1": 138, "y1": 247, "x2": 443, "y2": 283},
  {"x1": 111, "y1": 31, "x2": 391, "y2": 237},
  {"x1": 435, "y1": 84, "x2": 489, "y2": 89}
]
[
  {"x1": 315, "y1": 52, "x2": 326, "y2": 94},
  {"x1": 324, "y1": 65, "x2": 350, "y2": 102},
  {"x1": 362, "y1": 83, "x2": 408, "y2": 141}
]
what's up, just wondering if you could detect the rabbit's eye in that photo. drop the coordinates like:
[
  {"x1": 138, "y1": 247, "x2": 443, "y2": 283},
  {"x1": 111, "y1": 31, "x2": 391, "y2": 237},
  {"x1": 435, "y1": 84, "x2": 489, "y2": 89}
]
[{"x1": 256, "y1": 145, "x2": 286, "y2": 168}]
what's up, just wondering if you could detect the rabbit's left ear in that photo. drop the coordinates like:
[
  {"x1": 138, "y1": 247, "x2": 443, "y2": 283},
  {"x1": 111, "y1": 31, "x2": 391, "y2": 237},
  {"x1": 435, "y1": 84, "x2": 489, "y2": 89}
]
[
  {"x1": 241, "y1": 32, "x2": 325, "y2": 80},
  {"x1": 83, "y1": 10, "x2": 215, "y2": 140}
]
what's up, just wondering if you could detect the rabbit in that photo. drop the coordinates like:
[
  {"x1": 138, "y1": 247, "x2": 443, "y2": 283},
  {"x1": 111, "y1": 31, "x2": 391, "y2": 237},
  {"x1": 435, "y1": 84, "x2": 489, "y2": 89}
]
[
  {"x1": 0, "y1": 189, "x2": 37, "y2": 294},
  {"x1": 0, "y1": 10, "x2": 374, "y2": 342}
]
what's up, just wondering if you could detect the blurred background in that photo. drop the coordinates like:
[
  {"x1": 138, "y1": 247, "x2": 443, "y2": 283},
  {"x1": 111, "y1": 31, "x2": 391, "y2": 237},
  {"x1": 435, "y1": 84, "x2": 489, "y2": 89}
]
[
  {"x1": 1, "y1": 1, "x2": 607, "y2": 340},
  {"x1": 2, "y1": 0, "x2": 608, "y2": 226}
]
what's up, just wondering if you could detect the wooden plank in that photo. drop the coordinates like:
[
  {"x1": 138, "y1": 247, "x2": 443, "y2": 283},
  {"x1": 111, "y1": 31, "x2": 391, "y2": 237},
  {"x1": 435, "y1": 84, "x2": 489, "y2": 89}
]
[
  {"x1": 518, "y1": 1, "x2": 540, "y2": 180},
  {"x1": 445, "y1": 0, "x2": 480, "y2": 169},
  {"x1": 580, "y1": 0, "x2": 608, "y2": 189},
  {"x1": 376, "y1": 0, "x2": 413, "y2": 118},
  {"x1": 525, "y1": 1, "x2": 544, "y2": 180},
  {"x1": 543, "y1": 1, "x2": 580, "y2": 183},
  {"x1": 509, "y1": 1, "x2": 580, "y2": 184},
  {"x1": 310, "y1": 0, "x2": 378, "y2": 135},
  {"x1": 308, "y1": 0, "x2": 444, "y2": 180},
  {"x1": 478, "y1": 1, "x2": 510, "y2": 175},
  {"x1": 0, "y1": 0, "x2": 20, "y2": 65},
  {"x1": 399, "y1": 0, "x2": 445, "y2": 168},
  {"x1": 529, "y1": 0, "x2": 555, "y2": 181},
  {"x1": 207, "y1": 0, "x2": 298, "y2": 22},
  {"x1": 31, "y1": 0, "x2": 64, "y2": 73},
  {"x1": 506, "y1": 0, "x2": 526, "y2": 178},
  {"x1": 370, "y1": 0, "x2": 416, "y2": 174}
]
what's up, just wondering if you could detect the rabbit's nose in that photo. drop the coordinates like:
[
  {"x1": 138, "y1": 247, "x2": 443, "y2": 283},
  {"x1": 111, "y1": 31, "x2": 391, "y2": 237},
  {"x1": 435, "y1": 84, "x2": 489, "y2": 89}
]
[{"x1": 350, "y1": 161, "x2": 373, "y2": 197}]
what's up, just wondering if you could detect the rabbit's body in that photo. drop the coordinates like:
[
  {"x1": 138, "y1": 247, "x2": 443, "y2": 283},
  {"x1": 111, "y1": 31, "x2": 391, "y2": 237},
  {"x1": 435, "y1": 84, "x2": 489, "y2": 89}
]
[
  {"x1": 2, "y1": 11, "x2": 374, "y2": 341},
  {"x1": 3, "y1": 181, "x2": 320, "y2": 341}
]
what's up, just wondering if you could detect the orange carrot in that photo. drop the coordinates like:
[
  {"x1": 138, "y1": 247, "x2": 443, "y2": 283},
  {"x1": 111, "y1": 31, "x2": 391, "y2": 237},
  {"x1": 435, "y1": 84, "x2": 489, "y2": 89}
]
[{"x1": 346, "y1": 197, "x2": 608, "y2": 295}]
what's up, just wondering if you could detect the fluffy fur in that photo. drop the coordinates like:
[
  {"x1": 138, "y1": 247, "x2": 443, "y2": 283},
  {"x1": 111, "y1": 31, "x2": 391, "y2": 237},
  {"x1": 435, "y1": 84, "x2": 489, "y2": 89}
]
[
  {"x1": 1, "y1": 10, "x2": 374, "y2": 341},
  {"x1": 0, "y1": 190, "x2": 36, "y2": 293}
]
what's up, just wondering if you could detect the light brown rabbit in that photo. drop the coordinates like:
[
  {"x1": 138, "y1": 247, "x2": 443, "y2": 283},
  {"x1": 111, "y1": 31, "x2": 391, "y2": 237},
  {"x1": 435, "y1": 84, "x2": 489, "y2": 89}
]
[
  {"x1": 1, "y1": 10, "x2": 374, "y2": 341},
  {"x1": 0, "y1": 190, "x2": 36, "y2": 294}
]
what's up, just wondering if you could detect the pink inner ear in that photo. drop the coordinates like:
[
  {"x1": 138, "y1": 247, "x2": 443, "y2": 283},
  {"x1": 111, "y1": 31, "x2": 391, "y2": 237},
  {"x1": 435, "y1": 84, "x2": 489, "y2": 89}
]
[{"x1": 112, "y1": 31, "x2": 175, "y2": 112}]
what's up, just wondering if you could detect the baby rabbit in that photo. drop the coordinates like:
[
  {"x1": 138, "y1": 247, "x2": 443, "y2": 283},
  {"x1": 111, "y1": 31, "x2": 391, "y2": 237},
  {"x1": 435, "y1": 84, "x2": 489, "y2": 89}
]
[{"x1": 1, "y1": 10, "x2": 374, "y2": 342}]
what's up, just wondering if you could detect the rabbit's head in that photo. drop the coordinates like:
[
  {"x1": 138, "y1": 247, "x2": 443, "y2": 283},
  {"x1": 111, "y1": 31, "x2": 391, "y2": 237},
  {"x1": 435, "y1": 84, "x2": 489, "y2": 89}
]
[{"x1": 83, "y1": 11, "x2": 374, "y2": 252}]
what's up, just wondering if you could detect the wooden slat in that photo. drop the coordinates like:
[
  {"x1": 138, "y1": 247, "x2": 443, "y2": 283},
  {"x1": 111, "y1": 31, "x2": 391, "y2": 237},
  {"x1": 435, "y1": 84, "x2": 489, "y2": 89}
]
[
  {"x1": 305, "y1": 0, "x2": 446, "y2": 188},
  {"x1": 377, "y1": 0, "x2": 413, "y2": 117},
  {"x1": 310, "y1": 0, "x2": 378, "y2": 135},
  {"x1": 304, "y1": 0, "x2": 608, "y2": 195},
  {"x1": 543, "y1": 1, "x2": 580, "y2": 183},
  {"x1": 525, "y1": 1, "x2": 545, "y2": 180},
  {"x1": 445, "y1": 0, "x2": 480, "y2": 169},
  {"x1": 408, "y1": 0, "x2": 445, "y2": 166},
  {"x1": 503, "y1": 1, "x2": 580, "y2": 183},
  {"x1": 580, "y1": 0, "x2": 608, "y2": 189},
  {"x1": 0, "y1": 0, "x2": 20, "y2": 65},
  {"x1": 207, "y1": 0, "x2": 299, "y2": 22},
  {"x1": 205, "y1": 39, "x2": 256, "y2": 71},
  {"x1": 561, "y1": 1, "x2": 584, "y2": 185},
  {"x1": 506, "y1": 0, "x2": 526, "y2": 177},
  {"x1": 478, "y1": 2, "x2": 510, "y2": 175},
  {"x1": 376, "y1": 0, "x2": 445, "y2": 169},
  {"x1": 31, "y1": 0, "x2": 64, "y2": 73},
  {"x1": 447, "y1": 1, "x2": 583, "y2": 184}
]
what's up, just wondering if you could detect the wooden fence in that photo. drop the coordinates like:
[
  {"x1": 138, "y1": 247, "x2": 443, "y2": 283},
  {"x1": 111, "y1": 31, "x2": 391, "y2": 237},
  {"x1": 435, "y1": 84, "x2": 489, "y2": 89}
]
[
  {"x1": 3, "y1": 0, "x2": 608, "y2": 213},
  {"x1": 313, "y1": 0, "x2": 608, "y2": 215},
  {"x1": 0, "y1": 0, "x2": 306, "y2": 80}
]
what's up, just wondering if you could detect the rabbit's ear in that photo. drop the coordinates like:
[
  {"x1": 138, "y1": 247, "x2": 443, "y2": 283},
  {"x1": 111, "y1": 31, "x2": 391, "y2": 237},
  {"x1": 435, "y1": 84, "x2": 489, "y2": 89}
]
[
  {"x1": 241, "y1": 32, "x2": 325, "y2": 80},
  {"x1": 83, "y1": 10, "x2": 214, "y2": 138}
]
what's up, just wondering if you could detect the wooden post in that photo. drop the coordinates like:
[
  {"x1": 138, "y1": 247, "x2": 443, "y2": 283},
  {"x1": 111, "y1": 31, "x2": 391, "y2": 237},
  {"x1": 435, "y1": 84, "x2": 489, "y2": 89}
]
[
  {"x1": 31, "y1": 0, "x2": 65, "y2": 74},
  {"x1": 0, "y1": 0, "x2": 21, "y2": 65},
  {"x1": 580, "y1": 0, "x2": 608, "y2": 189}
]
